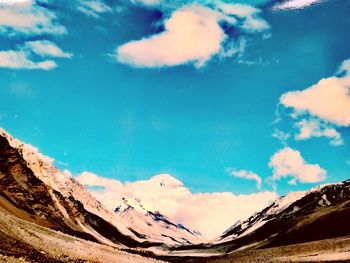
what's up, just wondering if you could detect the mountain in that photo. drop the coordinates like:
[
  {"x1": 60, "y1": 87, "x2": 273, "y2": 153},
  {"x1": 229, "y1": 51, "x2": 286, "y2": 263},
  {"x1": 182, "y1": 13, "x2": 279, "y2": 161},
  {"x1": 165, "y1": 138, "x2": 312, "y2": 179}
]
[
  {"x1": 155, "y1": 181, "x2": 350, "y2": 262},
  {"x1": 215, "y1": 180, "x2": 350, "y2": 250},
  {"x1": 115, "y1": 197, "x2": 204, "y2": 245},
  {"x1": 0, "y1": 128, "x2": 201, "y2": 248},
  {"x1": 0, "y1": 128, "x2": 143, "y2": 247}
]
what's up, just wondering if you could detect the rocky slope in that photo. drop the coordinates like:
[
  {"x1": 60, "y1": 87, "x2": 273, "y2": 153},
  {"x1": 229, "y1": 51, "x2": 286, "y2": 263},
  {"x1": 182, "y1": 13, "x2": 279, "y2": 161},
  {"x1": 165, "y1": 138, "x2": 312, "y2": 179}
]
[
  {"x1": 0, "y1": 205, "x2": 164, "y2": 263},
  {"x1": 0, "y1": 128, "x2": 203, "y2": 247},
  {"x1": 215, "y1": 180, "x2": 350, "y2": 251},
  {"x1": 0, "y1": 128, "x2": 143, "y2": 247}
]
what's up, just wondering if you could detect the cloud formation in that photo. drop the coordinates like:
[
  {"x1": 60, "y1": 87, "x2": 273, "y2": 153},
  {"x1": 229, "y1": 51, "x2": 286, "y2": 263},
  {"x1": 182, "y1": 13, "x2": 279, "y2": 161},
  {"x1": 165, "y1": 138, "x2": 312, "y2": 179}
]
[
  {"x1": 274, "y1": 0, "x2": 322, "y2": 10},
  {"x1": 116, "y1": 3, "x2": 269, "y2": 68},
  {"x1": 280, "y1": 59, "x2": 350, "y2": 127},
  {"x1": 0, "y1": 2, "x2": 66, "y2": 35},
  {"x1": 272, "y1": 128, "x2": 290, "y2": 146},
  {"x1": 24, "y1": 40, "x2": 73, "y2": 58},
  {"x1": 277, "y1": 58, "x2": 350, "y2": 146},
  {"x1": 269, "y1": 147, "x2": 326, "y2": 185},
  {"x1": 76, "y1": 172, "x2": 277, "y2": 238},
  {"x1": 0, "y1": 50, "x2": 56, "y2": 70},
  {"x1": 295, "y1": 118, "x2": 343, "y2": 146},
  {"x1": 77, "y1": 0, "x2": 112, "y2": 18},
  {"x1": 227, "y1": 168, "x2": 262, "y2": 189},
  {"x1": 0, "y1": 2, "x2": 71, "y2": 70},
  {"x1": 117, "y1": 5, "x2": 227, "y2": 68}
]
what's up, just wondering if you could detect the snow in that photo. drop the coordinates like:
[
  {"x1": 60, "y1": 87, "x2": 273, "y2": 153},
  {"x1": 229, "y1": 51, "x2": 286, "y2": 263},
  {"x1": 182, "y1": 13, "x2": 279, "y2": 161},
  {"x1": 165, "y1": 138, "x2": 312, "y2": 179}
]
[
  {"x1": 266, "y1": 191, "x2": 306, "y2": 215},
  {"x1": 0, "y1": 128, "x2": 139, "y2": 240},
  {"x1": 240, "y1": 220, "x2": 267, "y2": 236},
  {"x1": 0, "y1": 127, "x2": 204, "y2": 246},
  {"x1": 115, "y1": 197, "x2": 205, "y2": 245},
  {"x1": 150, "y1": 174, "x2": 184, "y2": 189},
  {"x1": 215, "y1": 182, "x2": 338, "y2": 244}
]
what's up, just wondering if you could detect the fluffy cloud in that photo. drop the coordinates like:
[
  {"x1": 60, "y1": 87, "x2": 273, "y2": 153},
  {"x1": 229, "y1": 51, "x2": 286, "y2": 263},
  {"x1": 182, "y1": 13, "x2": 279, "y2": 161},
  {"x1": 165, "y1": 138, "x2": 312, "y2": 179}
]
[
  {"x1": 77, "y1": 0, "x2": 112, "y2": 18},
  {"x1": 0, "y1": 2, "x2": 66, "y2": 35},
  {"x1": 278, "y1": 59, "x2": 350, "y2": 146},
  {"x1": 269, "y1": 147, "x2": 326, "y2": 185},
  {"x1": 0, "y1": 2, "x2": 71, "y2": 70},
  {"x1": 227, "y1": 168, "x2": 262, "y2": 189},
  {"x1": 0, "y1": 40, "x2": 73, "y2": 70},
  {"x1": 76, "y1": 172, "x2": 277, "y2": 238},
  {"x1": 24, "y1": 40, "x2": 73, "y2": 58},
  {"x1": 0, "y1": 50, "x2": 56, "y2": 70},
  {"x1": 117, "y1": 5, "x2": 228, "y2": 68},
  {"x1": 280, "y1": 59, "x2": 350, "y2": 127},
  {"x1": 295, "y1": 119, "x2": 343, "y2": 146},
  {"x1": 116, "y1": 3, "x2": 269, "y2": 68}
]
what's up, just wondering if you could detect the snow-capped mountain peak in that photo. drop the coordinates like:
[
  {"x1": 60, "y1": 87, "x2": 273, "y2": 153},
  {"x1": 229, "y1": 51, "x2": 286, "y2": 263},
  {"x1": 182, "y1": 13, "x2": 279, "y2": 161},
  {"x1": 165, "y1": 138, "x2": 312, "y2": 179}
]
[
  {"x1": 149, "y1": 174, "x2": 185, "y2": 189},
  {"x1": 0, "y1": 128, "x2": 204, "y2": 246},
  {"x1": 114, "y1": 196, "x2": 205, "y2": 245}
]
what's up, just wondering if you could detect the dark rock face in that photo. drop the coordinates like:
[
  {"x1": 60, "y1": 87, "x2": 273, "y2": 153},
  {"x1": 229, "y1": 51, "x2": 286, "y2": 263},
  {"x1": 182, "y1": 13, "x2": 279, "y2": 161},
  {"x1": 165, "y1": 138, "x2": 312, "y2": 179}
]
[
  {"x1": 0, "y1": 135, "x2": 70, "y2": 230},
  {"x1": 219, "y1": 181, "x2": 350, "y2": 252},
  {"x1": 0, "y1": 134, "x2": 141, "y2": 247}
]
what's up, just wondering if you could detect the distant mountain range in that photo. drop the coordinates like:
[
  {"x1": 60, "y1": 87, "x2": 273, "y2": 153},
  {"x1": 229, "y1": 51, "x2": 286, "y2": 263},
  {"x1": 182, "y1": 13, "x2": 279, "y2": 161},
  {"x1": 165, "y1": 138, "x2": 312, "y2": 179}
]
[
  {"x1": 0, "y1": 128, "x2": 203, "y2": 249},
  {"x1": 1, "y1": 127, "x2": 350, "y2": 262}
]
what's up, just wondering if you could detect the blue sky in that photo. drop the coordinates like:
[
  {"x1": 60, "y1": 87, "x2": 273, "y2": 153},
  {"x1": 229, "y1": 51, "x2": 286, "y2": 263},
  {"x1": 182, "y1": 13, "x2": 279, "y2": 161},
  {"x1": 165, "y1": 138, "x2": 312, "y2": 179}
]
[{"x1": 0, "y1": 0, "x2": 350, "y2": 197}]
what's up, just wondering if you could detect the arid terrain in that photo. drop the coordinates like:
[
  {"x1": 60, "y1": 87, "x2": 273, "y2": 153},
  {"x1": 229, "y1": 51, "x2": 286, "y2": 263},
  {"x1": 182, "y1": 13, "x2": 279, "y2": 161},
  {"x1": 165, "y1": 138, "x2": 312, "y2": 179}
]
[
  {"x1": 0, "y1": 206, "x2": 163, "y2": 263},
  {"x1": 158, "y1": 236, "x2": 350, "y2": 262},
  {"x1": 1, "y1": 129, "x2": 350, "y2": 262}
]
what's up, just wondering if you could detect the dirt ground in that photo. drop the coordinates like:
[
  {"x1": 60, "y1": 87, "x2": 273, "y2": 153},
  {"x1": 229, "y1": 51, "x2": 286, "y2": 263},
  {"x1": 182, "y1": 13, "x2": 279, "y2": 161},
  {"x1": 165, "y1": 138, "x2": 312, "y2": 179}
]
[
  {"x1": 0, "y1": 207, "x2": 164, "y2": 263},
  {"x1": 160, "y1": 235, "x2": 350, "y2": 262}
]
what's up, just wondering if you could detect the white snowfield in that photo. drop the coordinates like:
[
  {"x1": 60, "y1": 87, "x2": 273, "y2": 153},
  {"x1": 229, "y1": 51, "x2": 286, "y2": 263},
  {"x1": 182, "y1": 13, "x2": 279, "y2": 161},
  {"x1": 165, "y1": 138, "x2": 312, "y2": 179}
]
[{"x1": 116, "y1": 197, "x2": 206, "y2": 245}]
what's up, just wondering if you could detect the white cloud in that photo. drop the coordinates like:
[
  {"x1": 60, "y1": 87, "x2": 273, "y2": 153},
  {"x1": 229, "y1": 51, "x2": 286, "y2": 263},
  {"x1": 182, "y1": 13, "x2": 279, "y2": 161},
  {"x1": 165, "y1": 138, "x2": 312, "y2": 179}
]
[
  {"x1": 0, "y1": 40, "x2": 72, "y2": 70},
  {"x1": 76, "y1": 172, "x2": 277, "y2": 239},
  {"x1": 272, "y1": 128, "x2": 290, "y2": 146},
  {"x1": 280, "y1": 58, "x2": 350, "y2": 127},
  {"x1": 338, "y1": 59, "x2": 350, "y2": 75},
  {"x1": 217, "y1": 3, "x2": 269, "y2": 32},
  {"x1": 77, "y1": 0, "x2": 112, "y2": 18},
  {"x1": 227, "y1": 168, "x2": 262, "y2": 189},
  {"x1": 0, "y1": 50, "x2": 56, "y2": 70},
  {"x1": 295, "y1": 118, "x2": 343, "y2": 146},
  {"x1": 117, "y1": 5, "x2": 228, "y2": 68},
  {"x1": 0, "y1": 2, "x2": 70, "y2": 70},
  {"x1": 269, "y1": 147, "x2": 326, "y2": 185},
  {"x1": 24, "y1": 40, "x2": 73, "y2": 58},
  {"x1": 0, "y1": 0, "x2": 32, "y2": 4},
  {"x1": 0, "y1": 2, "x2": 66, "y2": 35},
  {"x1": 274, "y1": 0, "x2": 322, "y2": 10},
  {"x1": 128, "y1": 0, "x2": 161, "y2": 7},
  {"x1": 116, "y1": 3, "x2": 269, "y2": 68}
]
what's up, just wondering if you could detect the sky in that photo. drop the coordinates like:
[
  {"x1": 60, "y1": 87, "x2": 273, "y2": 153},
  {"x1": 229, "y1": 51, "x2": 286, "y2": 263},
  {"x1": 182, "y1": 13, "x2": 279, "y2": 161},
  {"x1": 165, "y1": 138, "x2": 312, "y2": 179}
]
[{"x1": 0, "y1": 0, "x2": 350, "y2": 237}]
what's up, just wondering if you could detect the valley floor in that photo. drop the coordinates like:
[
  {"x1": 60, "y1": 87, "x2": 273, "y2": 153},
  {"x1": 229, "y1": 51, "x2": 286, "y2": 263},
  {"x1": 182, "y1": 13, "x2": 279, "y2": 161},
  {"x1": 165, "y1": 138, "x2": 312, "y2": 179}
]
[
  {"x1": 0, "y1": 207, "x2": 163, "y2": 263},
  {"x1": 2, "y1": 202, "x2": 350, "y2": 263},
  {"x1": 161, "y1": 235, "x2": 350, "y2": 262}
]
